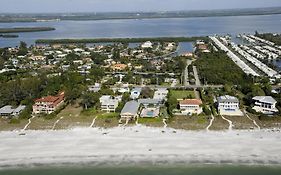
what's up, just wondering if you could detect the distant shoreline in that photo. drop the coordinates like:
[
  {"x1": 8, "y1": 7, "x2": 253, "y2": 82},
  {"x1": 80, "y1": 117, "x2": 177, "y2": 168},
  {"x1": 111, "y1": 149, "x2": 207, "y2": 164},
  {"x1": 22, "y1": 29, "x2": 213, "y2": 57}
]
[
  {"x1": 36, "y1": 37, "x2": 207, "y2": 44},
  {"x1": 0, "y1": 27, "x2": 55, "y2": 33},
  {"x1": 1, "y1": 7, "x2": 281, "y2": 23}
]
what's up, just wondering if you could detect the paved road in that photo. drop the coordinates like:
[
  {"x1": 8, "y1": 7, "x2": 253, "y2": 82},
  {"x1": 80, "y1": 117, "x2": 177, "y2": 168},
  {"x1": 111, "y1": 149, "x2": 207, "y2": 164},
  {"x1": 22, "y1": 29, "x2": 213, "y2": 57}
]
[{"x1": 193, "y1": 66, "x2": 201, "y2": 86}]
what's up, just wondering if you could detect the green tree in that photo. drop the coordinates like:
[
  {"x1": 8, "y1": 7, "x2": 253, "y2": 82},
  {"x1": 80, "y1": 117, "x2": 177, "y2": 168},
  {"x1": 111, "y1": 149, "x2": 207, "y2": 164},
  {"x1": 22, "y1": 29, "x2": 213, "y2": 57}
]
[
  {"x1": 18, "y1": 41, "x2": 28, "y2": 56},
  {"x1": 80, "y1": 92, "x2": 100, "y2": 110},
  {"x1": 0, "y1": 57, "x2": 4, "y2": 69}
]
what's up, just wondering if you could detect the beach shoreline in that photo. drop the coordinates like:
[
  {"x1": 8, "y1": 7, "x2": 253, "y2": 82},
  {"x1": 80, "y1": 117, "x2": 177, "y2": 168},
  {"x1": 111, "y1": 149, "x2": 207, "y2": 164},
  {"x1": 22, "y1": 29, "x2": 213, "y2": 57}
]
[{"x1": 0, "y1": 126, "x2": 281, "y2": 169}]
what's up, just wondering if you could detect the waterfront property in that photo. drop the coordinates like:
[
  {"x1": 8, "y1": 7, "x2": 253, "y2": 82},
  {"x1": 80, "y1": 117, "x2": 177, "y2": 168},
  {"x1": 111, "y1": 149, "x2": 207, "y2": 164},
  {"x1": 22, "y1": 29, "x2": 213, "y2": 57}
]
[
  {"x1": 252, "y1": 96, "x2": 278, "y2": 115},
  {"x1": 0, "y1": 105, "x2": 26, "y2": 118},
  {"x1": 120, "y1": 101, "x2": 140, "y2": 121},
  {"x1": 32, "y1": 92, "x2": 65, "y2": 114},
  {"x1": 179, "y1": 99, "x2": 203, "y2": 115},
  {"x1": 99, "y1": 95, "x2": 120, "y2": 113},
  {"x1": 217, "y1": 95, "x2": 243, "y2": 116}
]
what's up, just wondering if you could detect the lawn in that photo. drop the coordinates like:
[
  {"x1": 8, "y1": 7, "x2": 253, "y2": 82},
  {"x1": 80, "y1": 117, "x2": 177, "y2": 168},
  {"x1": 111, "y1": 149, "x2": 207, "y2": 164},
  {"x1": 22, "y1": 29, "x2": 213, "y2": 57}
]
[
  {"x1": 94, "y1": 112, "x2": 120, "y2": 128},
  {"x1": 138, "y1": 117, "x2": 164, "y2": 127},
  {"x1": 223, "y1": 115, "x2": 256, "y2": 130},
  {"x1": 170, "y1": 90, "x2": 195, "y2": 100},
  {"x1": 138, "y1": 117, "x2": 163, "y2": 123},
  {"x1": 208, "y1": 115, "x2": 229, "y2": 130},
  {"x1": 168, "y1": 116, "x2": 209, "y2": 130},
  {"x1": 0, "y1": 118, "x2": 27, "y2": 131}
]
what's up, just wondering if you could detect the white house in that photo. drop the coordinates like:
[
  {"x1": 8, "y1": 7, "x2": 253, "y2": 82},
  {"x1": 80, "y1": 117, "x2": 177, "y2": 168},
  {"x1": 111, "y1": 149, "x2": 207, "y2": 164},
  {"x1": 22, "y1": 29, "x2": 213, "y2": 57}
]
[
  {"x1": 130, "y1": 88, "x2": 142, "y2": 99},
  {"x1": 217, "y1": 95, "x2": 243, "y2": 116},
  {"x1": 73, "y1": 48, "x2": 85, "y2": 53},
  {"x1": 153, "y1": 88, "x2": 168, "y2": 101},
  {"x1": 179, "y1": 99, "x2": 203, "y2": 115},
  {"x1": 0, "y1": 105, "x2": 26, "y2": 118},
  {"x1": 141, "y1": 41, "x2": 153, "y2": 49},
  {"x1": 88, "y1": 83, "x2": 101, "y2": 93},
  {"x1": 252, "y1": 96, "x2": 278, "y2": 115},
  {"x1": 99, "y1": 96, "x2": 120, "y2": 112}
]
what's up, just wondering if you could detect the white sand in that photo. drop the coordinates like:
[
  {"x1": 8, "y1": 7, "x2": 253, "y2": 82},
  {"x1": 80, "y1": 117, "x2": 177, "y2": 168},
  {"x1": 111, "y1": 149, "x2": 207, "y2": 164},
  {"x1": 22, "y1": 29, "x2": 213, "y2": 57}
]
[{"x1": 0, "y1": 126, "x2": 281, "y2": 168}]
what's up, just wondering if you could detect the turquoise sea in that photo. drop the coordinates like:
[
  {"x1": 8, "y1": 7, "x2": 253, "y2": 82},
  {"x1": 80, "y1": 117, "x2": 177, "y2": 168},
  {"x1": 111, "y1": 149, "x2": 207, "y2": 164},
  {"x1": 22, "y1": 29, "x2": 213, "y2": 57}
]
[{"x1": 1, "y1": 165, "x2": 281, "y2": 175}]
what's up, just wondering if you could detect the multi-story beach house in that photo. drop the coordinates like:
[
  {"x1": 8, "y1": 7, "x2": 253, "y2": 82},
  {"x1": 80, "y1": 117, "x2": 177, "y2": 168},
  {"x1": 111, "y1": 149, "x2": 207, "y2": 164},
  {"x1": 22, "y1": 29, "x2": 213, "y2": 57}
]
[
  {"x1": 99, "y1": 95, "x2": 120, "y2": 113},
  {"x1": 252, "y1": 96, "x2": 278, "y2": 114},
  {"x1": 217, "y1": 95, "x2": 243, "y2": 116},
  {"x1": 32, "y1": 92, "x2": 65, "y2": 114},
  {"x1": 179, "y1": 99, "x2": 203, "y2": 115},
  {"x1": 120, "y1": 101, "x2": 140, "y2": 121}
]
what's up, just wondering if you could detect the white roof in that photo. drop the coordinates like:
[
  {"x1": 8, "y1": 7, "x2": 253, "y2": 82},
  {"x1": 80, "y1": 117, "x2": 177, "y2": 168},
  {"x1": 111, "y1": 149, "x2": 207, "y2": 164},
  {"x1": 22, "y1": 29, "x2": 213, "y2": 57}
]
[
  {"x1": 253, "y1": 96, "x2": 277, "y2": 104},
  {"x1": 0, "y1": 105, "x2": 26, "y2": 115},
  {"x1": 218, "y1": 95, "x2": 239, "y2": 103}
]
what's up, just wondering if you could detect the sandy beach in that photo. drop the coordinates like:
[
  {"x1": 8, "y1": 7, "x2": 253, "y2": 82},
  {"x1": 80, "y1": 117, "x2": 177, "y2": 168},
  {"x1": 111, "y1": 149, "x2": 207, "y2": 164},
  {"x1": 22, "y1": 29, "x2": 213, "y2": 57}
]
[{"x1": 0, "y1": 126, "x2": 281, "y2": 168}]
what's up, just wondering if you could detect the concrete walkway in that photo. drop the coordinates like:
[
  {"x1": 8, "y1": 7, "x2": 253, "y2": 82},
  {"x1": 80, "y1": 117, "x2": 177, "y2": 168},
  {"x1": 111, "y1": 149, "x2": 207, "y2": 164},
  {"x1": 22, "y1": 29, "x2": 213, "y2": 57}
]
[
  {"x1": 89, "y1": 116, "x2": 98, "y2": 128},
  {"x1": 206, "y1": 115, "x2": 215, "y2": 131},
  {"x1": 52, "y1": 117, "x2": 64, "y2": 130},
  {"x1": 221, "y1": 115, "x2": 234, "y2": 131},
  {"x1": 22, "y1": 116, "x2": 35, "y2": 131},
  {"x1": 163, "y1": 119, "x2": 168, "y2": 128},
  {"x1": 244, "y1": 110, "x2": 261, "y2": 130}
]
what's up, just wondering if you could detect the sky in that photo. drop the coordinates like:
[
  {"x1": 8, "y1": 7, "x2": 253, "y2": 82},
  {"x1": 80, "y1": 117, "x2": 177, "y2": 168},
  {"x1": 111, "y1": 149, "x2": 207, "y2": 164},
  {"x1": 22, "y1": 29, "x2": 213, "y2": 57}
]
[{"x1": 0, "y1": 0, "x2": 281, "y2": 13}]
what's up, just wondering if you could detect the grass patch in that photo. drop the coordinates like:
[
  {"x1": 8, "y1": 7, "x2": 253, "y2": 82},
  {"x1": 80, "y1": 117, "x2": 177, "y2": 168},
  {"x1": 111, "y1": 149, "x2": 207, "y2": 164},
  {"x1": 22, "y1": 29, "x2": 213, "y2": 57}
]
[
  {"x1": 197, "y1": 116, "x2": 207, "y2": 124},
  {"x1": 97, "y1": 113, "x2": 120, "y2": 119},
  {"x1": 8, "y1": 118, "x2": 21, "y2": 124},
  {"x1": 80, "y1": 108, "x2": 99, "y2": 116},
  {"x1": 138, "y1": 117, "x2": 163, "y2": 124},
  {"x1": 170, "y1": 90, "x2": 195, "y2": 100},
  {"x1": 169, "y1": 116, "x2": 208, "y2": 130}
]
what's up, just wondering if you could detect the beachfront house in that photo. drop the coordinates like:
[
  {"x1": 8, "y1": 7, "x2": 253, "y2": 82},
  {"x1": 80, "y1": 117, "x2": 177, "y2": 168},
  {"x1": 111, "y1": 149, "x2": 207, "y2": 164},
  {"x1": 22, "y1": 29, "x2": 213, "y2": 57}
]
[
  {"x1": 130, "y1": 88, "x2": 142, "y2": 100},
  {"x1": 32, "y1": 92, "x2": 65, "y2": 114},
  {"x1": 99, "y1": 95, "x2": 120, "y2": 113},
  {"x1": 153, "y1": 88, "x2": 168, "y2": 101},
  {"x1": 179, "y1": 99, "x2": 203, "y2": 115},
  {"x1": 252, "y1": 96, "x2": 278, "y2": 115},
  {"x1": 120, "y1": 101, "x2": 140, "y2": 121},
  {"x1": 217, "y1": 95, "x2": 243, "y2": 116},
  {"x1": 0, "y1": 105, "x2": 26, "y2": 118}
]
